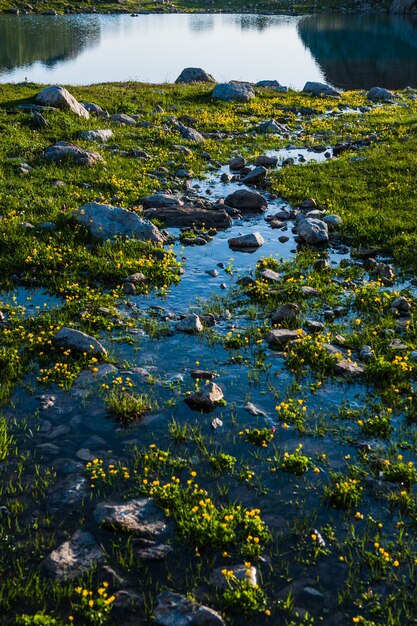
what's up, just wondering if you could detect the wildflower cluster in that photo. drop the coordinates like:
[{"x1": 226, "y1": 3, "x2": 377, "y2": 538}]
[
  {"x1": 72, "y1": 584, "x2": 115, "y2": 626},
  {"x1": 325, "y1": 474, "x2": 363, "y2": 509},
  {"x1": 281, "y1": 444, "x2": 311, "y2": 475},
  {"x1": 240, "y1": 427, "x2": 274, "y2": 447}
]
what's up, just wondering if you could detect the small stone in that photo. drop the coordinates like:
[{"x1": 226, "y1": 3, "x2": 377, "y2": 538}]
[
  {"x1": 244, "y1": 402, "x2": 267, "y2": 417},
  {"x1": 212, "y1": 564, "x2": 258, "y2": 590},
  {"x1": 260, "y1": 269, "x2": 282, "y2": 282},
  {"x1": 175, "y1": 314, "x2": 203, "y2": 334},
  {"x1": 185, "y1": 382, "x2": 224, "y2": 412},
  {"x1": 211, "y1": 417, "x2": 223, "y2": 429}
]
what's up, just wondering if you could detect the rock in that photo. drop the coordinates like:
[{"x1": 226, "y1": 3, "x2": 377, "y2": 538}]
[
  {"x1": 82, "y1": 102, "x2": 104, "y2": 115},
  {"x1": 297, "y1": 216, "x2": 329, "y2": 245},
  {"x1": 229, "y1": 156, "x2": 246, "y2": 170},
  {"x1": 154, "y1": 591, "x2": 225, "y2": 626},
  {"x1": 303, "y1": 82, "x2": 340, "y2": 97},
  {"x1": 175, "y1": 67, "x2": 216, "y2": 83},
  {"x1": 175, "y1": 314, "x2": 203, "y2": 334},
  {"x1": 179, "y1": 125, "x2": 205, "y2": 143},
  {"x1": 43, "y1": 530, "x2": 104, "y2": 580},
  {"x1": 367, "y1": 86, "x2": 395, "y2": 102},
  {"x1": 74, "y1": 202, "x2": 164, "y2": 243},
  {"x1": 191, "y1": 369, "x2": 218, "y2": 380},
  {"x1": 144, "y1": 206, "x2": 232, "y2": 229},
  {"x1": 301, "y1": 285, "x2": 320, "y2": 297},
  {"x1": 35, "y1": 86, "x2": 89, "y2": 118},
  {"x1": 110, "y1": 113, "x2": 136, "y2": 126},
  {"x1": 257, "y1": 119, "x2": 289, "y2": 134},
  {"x1": 53, "y1": 327, "x2": 106, "y2": 358},
  {"x1": 125, "y1": 272, "x2": 147, "y2": 285},
  {"x1": 255, "y1": 154, "x2": 278, "y2": 167},
  {"x1": 260, "y1": 268, "x2": 282, "y2": 283},
  {"x1": 94, "y1": 498, "x2": 167, "y2": 536},
  {"x1": 81, "y1": 129, "x2": 113, "y2": 142},
  {"x1": 124, "y1": 282, "x2": 136, "y2": 295},
  {"x1": 306, "y1": 320, "x2": 325, "y2": 333},
  {"x1": 314, "y1": 258, "x2": 330, "y2": 271},
  {"x1": 271, "y1": 303, "x2": 300, "y2": 324},
  {"x1": 256, "y1": 80, "x2": 281, "y2": 89},
  {"x1": 360, "y1": 345, "x2": 374, "y2": 361},
  {"x1": 388, "y1": 339, "x2": 408, "y2": 351},
  {"x1": 228, "y1": 232, "x2": 265, "y2": 250},
  {"x1": 241, "y1": 166, "x2": 267, "y2": 185},
  {"x1": 211, "y1": 417, "x2": 223, "y2": 429},
  {"x1": 244, "y1": 402, "x2": 268, "y2": 417},
  {"x1": 212, "y1": 564, "x2": 258, "y2": 590},
  {"x1": 33, "y1": 111, "x2": 49, "y2": 129},
  {"x1": 137, "y1": 543, "x2": 173, "y2": 560},
  {"x1": 47, "y1": 475, "x2": 88, "y2": 510},
  {"x1": 212, "y1": 82, "x2": 255, "y2": 103},
  {"x1": 392, "y1": 296, "x2": 410, "y2": 313},
  {"x1": 44, "y1": 141, "x2": 103, "y2": 166},
  {"x1": 322, "y1": 214, "x2": 342, "y2": 230},
  {"x1": 266, "y1": 328, "x2": 305, "y2": 348},
  {"x1": 224, "y1": 189, "x2": 267, "y2": 212},
  {"x1": 334, "y1": 359, "x2": 365, "y2": 377},
  {"x1": 185, "y1": 382, "x2": 224, "y2": 412},
  {"x1": 141, "y1": 194, "x2": 184, "y2": 209}
]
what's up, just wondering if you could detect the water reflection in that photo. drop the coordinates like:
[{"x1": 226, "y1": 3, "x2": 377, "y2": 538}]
[
  {"x1": 298, "y1": 14, "x2": 417, "y2": 89},
  {"x1": 0, "y1": 15, "x2": 100, "y2": 74},
  {"x1": 0, "y1": 13, "x2": 416, "y2": 88}
]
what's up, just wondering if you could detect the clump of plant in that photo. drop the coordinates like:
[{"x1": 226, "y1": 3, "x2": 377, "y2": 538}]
[
  {"x1": 281, "y1": 444, "x2": 311, "y2": 475},
  {"x1": 276, "y1": 398, "x2": 307, "y2": 431},
  {"x1": 357, "y1": 411, "x2": 392, "y2": 439},
  {"x1": 16, "y1": 615, "x2": 63, "y2": 626},
  {"x1": 240, "y1": 427, "x2": 274, "y2": 447},
  {"x1": 382, "y1": 456, "x2": 417, "y2": 486},
  {"x1": 209, "y1": 453, "x2": 236, "y2": 473},
  {"x1": 72, "y1": 584, "x2": 115, "y2": 625},
  {"x1": 0, "y1": 417, "x2": 13, "y2": 461},
  {"x1": 107, "y1": 389, "x2": 152, "y2": 423},
  {"x1": 324, "y1": 473, "x2": 363, "y2": 509},
  {"x1": 222, "y1": 567, "x2": 268, "y2": 616}
]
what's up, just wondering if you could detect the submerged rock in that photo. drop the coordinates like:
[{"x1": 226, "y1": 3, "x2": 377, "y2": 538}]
[
  {"x1": 35, "y1": 86, "x2": 89, "y2": 118},
  {"x1": 153, "y1": 590, "x2": 225, "y2": 626},
  {"x1": 144, "y1": 206, "x2": 232, "y2": 229},
  {"x1": 74, "y1": 202, "x2": 164, "y2": 243},
  {"x1": 43, "y1": 530, "x2": 104, "y2": 580}
]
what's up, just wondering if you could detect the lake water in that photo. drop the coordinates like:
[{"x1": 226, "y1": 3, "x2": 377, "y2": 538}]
[{"x1": 0, "y1": 12, "x2": 417, "y2": 89}]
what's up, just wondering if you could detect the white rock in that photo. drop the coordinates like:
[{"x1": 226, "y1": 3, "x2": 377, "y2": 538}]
[{"x1": 35, "y1": 86, "x2": 89, "y2": 118}]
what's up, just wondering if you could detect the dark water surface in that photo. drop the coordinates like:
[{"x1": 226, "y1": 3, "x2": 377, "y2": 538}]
[{"x1": 0, "y1": 12, "x2": 417, "y2": 88}]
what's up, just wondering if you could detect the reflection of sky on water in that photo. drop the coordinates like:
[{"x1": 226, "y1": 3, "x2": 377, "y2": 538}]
[{"x1": 0, "y1": 13, "x2": 416, "y2": 88}]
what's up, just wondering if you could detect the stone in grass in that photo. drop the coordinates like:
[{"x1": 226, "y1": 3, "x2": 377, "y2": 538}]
[
  {"x1": 179, "y1": 125, "x2": 205, "y2": 144},
  {"x1": 35, "y1": 85, "x2": 90, "y2": 118},
  {"x1": 261, "y1": 268, "x2": 282, "y2": 283},
  {"x1": 153, "y1": 590, "x2": 225, "y2": 626},
  {"x1": 212, "y1": 82, "x2": 255, "y2": 103},
  {"x1": 271, "y1": 303, "x2": 300, "y2": 324},
  {"x1": 175, "y1": 67, "x2": 216, "y2": 83},
  {"x1": 185, "y1": 382, "x2": 224, "y2": 412},
  {"x1": 74, "y1": 202, "x2": 164, "y2": 243},
  {"x1": 110, "y1": 113, "x2": 136, "y2": 125},
  {"x1": 266, "y1": 328, "x2": 305, "y2": 349},
  {"x1": 137, "y1": 543, "x2": 173, "y2": 561},
  {"x1": 303, "y1": 81, "x2": 340, "y2": 97},
  {"x1": 80, "y1": 129, "x2": 113, "y2": 142},
  {"x1": 297, "y1": 216, "x2": 329, "y2": 245},
  {"x1": 94, "y1": 498, "x2": 167, "y2": 536},
  {"x1": 43, "y1": 530, "x2": 104, "y2": 580},
  {"x1": 212, "y1": 564, "x2": 258, "y2": 590},
  {"x1": 367, "y1": 86, "x2": 395, "y2": 102},
  {"x1": 44, "y1": 141, "x2": 103, "y2": 166},
  {"x1": 175, "y1": 314, "x2": 203, "y2": 334},
  {"x1": 228, "y1": 232, "x2": 265, "y2": 250},
  {"x1": 53, "y1": 327, "x2": 106, "y2": 358},
  {"x1": 334, "y1": 359, "x2": 365, "y2": 377}
]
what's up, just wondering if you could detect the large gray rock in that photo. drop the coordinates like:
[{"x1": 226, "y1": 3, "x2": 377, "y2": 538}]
[
  {"x1": 175, "y1": 67, "x2": 216, "y2": 83},
  {"x1": 110, "y1": 113, "x2": 136, "y2": 126},
  {"x1": 303, "y1": 82, "x2": 340, "y2": 97},
  {"x1": 257, "y1": 119, "x2": 289, "y2": 134},
  {"x1": 81, "y1": 129, "x2": 113, "y2": 143},
  {"x1": 154, "y1": 591, "x2": 225, "y2": 626},
  {"x1": 175, "y1": 314, "x2": 203, "y2": 334},
  {"x1": 35, "y1": 86, "x2": 89, "y2": 118},
  {"x1": 141, "y1": 194, "x2": 184, "y2": 209},
  {"x1": 212, "y1": 82, "x2": 255, "y2": 102},
  {"x1": 44, "y1": 141, "x2": 103, "y2": 166},
  {"x1": 367, "y1": 86, "x2": 395, "y2": 102},
  {"x1": 53, "y1": 327, "x2": 107, "y2": 358},
  {"x1": 271, "y1": 303, "x2": 300, "y2": 324},
  {"x1": 144, "y1": 206, "x2": 232, "y2": 229},
  {"x1": 256, "y1": 80, "x2": 281, "y2": 89},
  {"x1": 224, "y1": 189, "x2": 267, "y2": 212},
  {"x1": 74, "y1": 202, "x2": 164, "y2": 243},
  {"x1": 43, "y1": 530, "x2": 104, "y2": 580},
  {"x1": 266, "y1": 328, "x2": 305, "y2": 348},
  {"x1": 297, "y1": 216, "x2": 329, "y2": 245},
  {"x1": 94, "y1": 498, "x2": 167, "y2": 536},
  {"x1": 241, "y1": 166, "x2": 267, "y2": 185},
  {"x1": 179, "y1": 125, "x2": 205, "y2": 144},
  {"x1": 185, "y1": 382, "x2": 224, "y2": 412},
  {"x1": 228, "y1": 232, "x2": 265, "y2": 249},
  {"x1": 334, "y1": 359, "x2": 365, "y2": 377}
]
